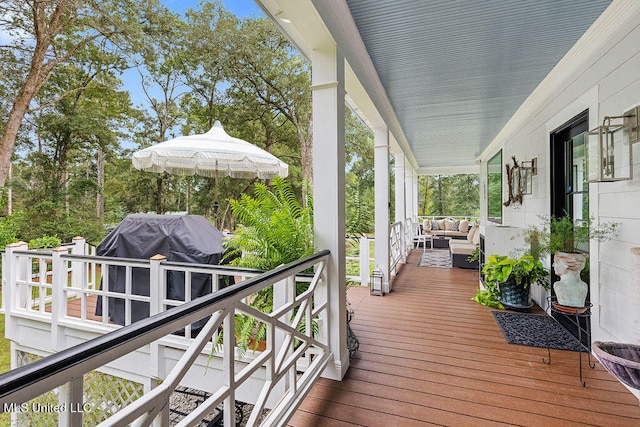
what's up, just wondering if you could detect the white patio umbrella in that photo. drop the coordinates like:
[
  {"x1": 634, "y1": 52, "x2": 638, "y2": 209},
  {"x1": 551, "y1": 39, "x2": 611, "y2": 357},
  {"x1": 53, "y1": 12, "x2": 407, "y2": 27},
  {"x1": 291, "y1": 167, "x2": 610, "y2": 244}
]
[
  {"x1": 132, "y1": 120, "x2": 289, "y2": 180},
  {"x1": 132, "y1": 120, "x2": 288, "y2": 220}
]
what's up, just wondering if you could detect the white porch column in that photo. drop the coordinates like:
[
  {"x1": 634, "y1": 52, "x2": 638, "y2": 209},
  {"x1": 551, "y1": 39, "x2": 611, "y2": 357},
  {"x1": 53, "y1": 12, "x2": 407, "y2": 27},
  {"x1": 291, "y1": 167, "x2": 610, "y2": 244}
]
[
  {"x1": 406, "y1": 166, "x2": 418, "y2": 221},
  {"x1": 394, "y1": 152, "x2": 406, "y2": 224},
  {"x1": 415, "y1": 170, "x2": 420, "y2": 218},
  {"x1": 374, "y1": 126, "x2": 390, "y2": 292},
  {"x1": 312, "y1": 45, "x2": 348, "y2": 380}
]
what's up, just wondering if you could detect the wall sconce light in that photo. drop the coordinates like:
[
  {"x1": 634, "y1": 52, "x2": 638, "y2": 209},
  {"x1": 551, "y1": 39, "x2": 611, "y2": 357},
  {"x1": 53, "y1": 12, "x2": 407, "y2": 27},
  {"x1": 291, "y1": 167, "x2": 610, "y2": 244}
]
[
  {"x1": 519, "y1": 158, "x2": 537, "y2": 195},
  {"x1": 586, "y1": 106, "x2": 639, "y2": 182}
]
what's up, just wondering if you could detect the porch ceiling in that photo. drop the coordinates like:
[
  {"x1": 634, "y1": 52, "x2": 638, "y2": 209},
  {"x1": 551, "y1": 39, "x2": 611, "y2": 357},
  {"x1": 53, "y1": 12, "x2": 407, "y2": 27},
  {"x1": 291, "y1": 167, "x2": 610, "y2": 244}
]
[
  {"x1": 257, "y1": 0, "x2": 611, "y2": 173},
  {"x1": 344, "y1": 0, "x2": 611, "y2": 173}
]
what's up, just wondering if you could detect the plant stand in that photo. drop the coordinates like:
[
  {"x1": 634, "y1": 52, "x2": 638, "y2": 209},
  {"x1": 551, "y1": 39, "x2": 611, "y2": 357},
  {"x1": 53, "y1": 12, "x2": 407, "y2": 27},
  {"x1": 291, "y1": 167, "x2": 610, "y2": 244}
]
[{"x1": 544, "y1": 296, "x2": 594, "y2": 386}]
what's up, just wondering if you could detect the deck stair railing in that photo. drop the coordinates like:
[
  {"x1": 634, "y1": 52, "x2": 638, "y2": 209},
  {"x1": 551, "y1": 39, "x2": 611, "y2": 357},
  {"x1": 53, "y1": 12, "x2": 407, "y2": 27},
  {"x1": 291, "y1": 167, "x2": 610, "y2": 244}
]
[{"x1": 0, "y1": 240, "x2": 332, "y2": 426}]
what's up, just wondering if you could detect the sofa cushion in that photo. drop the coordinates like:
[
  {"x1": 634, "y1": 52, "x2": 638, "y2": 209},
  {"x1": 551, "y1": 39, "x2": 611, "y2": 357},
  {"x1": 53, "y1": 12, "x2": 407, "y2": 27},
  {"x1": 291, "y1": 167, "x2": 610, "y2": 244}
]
[
  {"x1": 423, "y1": 219, "x2": 432, "y2": 231},
  {"x1": 459, "y1": 220, "x2": 469, "y2": 233},
  {"x1": 472, "y1": 228, "x2": 481, "y2": 245},
  {"x1": 437, "y1": 219, "x2": 446, "y2": 230},
  {"x1": 449, "y1": 243, "x2": 476, "y2": 255},
  {"x1": 446, "y1": 231, "x2": 468, "y2": 238},
  {"x1": 467, "y1": 225, "x2": 478, "y2": 243},
  {"x1": 444, "y1": 219, "x2": 454, "y2": 231}
]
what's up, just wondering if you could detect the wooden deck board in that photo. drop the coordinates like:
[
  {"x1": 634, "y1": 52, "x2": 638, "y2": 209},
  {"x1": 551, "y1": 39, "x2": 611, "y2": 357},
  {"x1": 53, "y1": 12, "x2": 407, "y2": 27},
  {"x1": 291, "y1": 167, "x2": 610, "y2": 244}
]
[
  {"x1": 290, "y1": 250, "x2": 640, "y2": 426},
  {"x1": 47, "y1": 295, "x2": 102, "y2": 322}
]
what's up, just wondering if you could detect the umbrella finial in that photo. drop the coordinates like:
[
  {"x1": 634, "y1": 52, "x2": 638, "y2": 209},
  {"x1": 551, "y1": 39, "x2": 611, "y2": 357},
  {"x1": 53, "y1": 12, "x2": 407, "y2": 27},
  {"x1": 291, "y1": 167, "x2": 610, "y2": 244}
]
[{"x1": 213, "y1": 120, "x2": 223, "y2": 128}]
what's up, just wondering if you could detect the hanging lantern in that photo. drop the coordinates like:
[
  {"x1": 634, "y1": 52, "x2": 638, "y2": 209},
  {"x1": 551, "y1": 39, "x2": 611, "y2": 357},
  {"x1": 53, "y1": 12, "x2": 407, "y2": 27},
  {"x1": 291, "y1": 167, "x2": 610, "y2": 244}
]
[
  {"x1": 586, "y1": 107, "x2": 638, "y2": 182},
  {"x1": 370, "y1": 266, "x2": 385, "y2": 296}
]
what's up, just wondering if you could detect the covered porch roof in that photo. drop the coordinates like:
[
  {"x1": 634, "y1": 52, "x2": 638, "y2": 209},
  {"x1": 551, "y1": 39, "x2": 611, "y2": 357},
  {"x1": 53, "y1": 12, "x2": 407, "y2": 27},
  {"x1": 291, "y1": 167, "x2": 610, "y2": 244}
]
[{"x1": 257, "y1": 0, "x2": 611, "y2": 174}]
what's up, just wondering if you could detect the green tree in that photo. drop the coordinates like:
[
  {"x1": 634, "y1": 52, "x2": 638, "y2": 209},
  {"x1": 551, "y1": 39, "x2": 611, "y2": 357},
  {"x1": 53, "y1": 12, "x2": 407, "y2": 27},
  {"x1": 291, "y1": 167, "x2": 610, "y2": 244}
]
[
  {"x1": 421, "y1": 174, "x2": 479, "y2": 216},
  {"x1": 227, "y1": 18, "x2": 312, "y2": 190},
  {"x1": 0, "y1": 0, "x2": 158, "y2": 188},
  {"x1": 345, "y1": 108, "x2": 374, "y2": 233}
]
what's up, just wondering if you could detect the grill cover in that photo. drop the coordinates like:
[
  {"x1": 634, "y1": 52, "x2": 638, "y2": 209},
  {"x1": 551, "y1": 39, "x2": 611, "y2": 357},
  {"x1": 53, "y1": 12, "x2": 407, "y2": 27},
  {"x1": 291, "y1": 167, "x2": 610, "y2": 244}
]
[{"x1": 95, "y1": 214, "x2": 224, "y2": 330}]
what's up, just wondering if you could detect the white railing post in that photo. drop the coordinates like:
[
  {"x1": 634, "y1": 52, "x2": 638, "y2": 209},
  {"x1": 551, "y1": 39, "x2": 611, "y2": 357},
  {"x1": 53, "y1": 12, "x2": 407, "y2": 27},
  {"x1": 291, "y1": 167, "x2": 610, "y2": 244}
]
[
  {"x1": 71, "y1": 236, "x2": 86, "y2": 291},
  {"x1": 359, "y1": 237, "x2": 370, "y2": 286},
  {"x1": 58, "y1": 377, "x2": 84, "y2": 427},
  {"x1": 52, "y1": 246, "x2": 70, "y2": 352},
  {"x1": 149, "y1": 254, "x2": 166, "y2": 383},
  {"x1": 149, "y1": 254, "x2": 166, "y2": 318},
  {"x1": 3, "y1": 242, "x2": 28, "y2": 341}
]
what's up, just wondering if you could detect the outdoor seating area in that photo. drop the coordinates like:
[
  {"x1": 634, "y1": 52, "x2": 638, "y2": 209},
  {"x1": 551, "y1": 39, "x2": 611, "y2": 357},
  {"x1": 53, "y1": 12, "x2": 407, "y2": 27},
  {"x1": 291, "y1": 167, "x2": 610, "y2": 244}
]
[
  {"x1": 449, "y1": 224, "x2": 480, "y2": 269},
  {"x1": 290, "y1": 249, "x2": 640, "y2": 425}
]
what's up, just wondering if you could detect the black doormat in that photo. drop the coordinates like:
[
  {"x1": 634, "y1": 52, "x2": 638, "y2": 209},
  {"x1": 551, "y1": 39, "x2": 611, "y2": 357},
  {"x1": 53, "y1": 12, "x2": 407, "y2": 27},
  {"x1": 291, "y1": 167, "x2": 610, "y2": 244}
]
[{"x1": 491, "y1": 311, "x2": 583, "y2": 352}]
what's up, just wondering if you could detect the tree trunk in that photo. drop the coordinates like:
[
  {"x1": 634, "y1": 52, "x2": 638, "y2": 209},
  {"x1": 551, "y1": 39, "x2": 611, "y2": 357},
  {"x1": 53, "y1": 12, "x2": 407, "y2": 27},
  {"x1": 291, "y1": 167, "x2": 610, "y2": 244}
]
[
  {"x1": 96, "y1": 148, "x2": 105, "y2": 220},
  {"x1": 0, "y1": 56, "x2": 49, "y2": 187},
  {"x1": 6, "y1": 164, "x2": 12, "y2": 215},
  {"x1": 0, "y1": 1, "x2": 60, "y2": 187}
]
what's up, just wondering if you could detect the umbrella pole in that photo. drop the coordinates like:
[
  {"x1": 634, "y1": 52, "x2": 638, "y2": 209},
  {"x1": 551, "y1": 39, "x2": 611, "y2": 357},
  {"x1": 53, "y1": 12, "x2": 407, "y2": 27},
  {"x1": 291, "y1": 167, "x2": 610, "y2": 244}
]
[{"x1": 214, "y1": 165, "x2": 219, "y2": 228}]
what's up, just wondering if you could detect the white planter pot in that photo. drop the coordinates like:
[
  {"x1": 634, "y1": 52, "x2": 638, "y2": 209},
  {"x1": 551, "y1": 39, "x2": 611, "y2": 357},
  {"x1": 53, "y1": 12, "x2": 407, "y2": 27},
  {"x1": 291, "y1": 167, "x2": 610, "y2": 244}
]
[{"x1": 553, "y1": 251, "x2": 588, "y2": 307}]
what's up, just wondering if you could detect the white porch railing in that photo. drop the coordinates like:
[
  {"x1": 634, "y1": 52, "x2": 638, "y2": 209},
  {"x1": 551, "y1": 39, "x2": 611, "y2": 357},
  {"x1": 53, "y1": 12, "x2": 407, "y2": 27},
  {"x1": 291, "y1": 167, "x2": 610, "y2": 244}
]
[
  {"x1": 389, "y1": 221, "x2": 404, "y2": 279},
  {"x1": 0, "y1": 241, "x2": 332, "y2": 426},
  {"x1": 345, "y1": 236, "x2": 374, "y2": 286}
]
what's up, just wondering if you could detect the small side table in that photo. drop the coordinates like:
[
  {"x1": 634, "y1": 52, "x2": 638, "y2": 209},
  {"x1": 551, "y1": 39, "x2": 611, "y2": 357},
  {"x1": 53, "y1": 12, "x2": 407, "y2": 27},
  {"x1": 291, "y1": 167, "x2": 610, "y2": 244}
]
[{"x1": 543, "y1": 296, "x2": 595, "y2": 387}]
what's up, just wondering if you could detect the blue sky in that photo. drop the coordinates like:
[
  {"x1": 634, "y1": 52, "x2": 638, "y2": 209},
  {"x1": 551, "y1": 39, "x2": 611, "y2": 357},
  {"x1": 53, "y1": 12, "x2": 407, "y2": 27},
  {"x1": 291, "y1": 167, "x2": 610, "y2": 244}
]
[{"x1": 164, "y1": 0, "x2": 263, "y2": 18}]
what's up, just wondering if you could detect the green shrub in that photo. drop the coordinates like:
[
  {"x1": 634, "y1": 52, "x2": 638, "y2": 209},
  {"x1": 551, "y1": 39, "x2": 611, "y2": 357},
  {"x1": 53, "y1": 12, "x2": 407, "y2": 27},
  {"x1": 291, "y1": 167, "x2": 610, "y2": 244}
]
[{"x1": 28, "y1": 236, "x2": 62, "y2": 250}]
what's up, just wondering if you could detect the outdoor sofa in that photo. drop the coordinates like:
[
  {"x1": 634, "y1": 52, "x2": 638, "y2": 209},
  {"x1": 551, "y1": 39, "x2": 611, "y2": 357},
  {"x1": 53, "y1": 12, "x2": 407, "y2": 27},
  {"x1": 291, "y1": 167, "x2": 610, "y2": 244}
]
[
  {"x1": 422, "y1": 218, "x2": 471, "y2": 238},
  {"x1": 448, "y1": 224, "x2": 480, "y2": 269}
]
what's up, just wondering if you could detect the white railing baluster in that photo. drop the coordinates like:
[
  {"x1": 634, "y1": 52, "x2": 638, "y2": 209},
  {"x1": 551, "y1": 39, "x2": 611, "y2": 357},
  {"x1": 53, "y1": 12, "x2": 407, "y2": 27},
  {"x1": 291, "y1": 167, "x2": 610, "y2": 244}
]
[{"x1": 1, "y1": 248, "x2": 333, "y2": 427}]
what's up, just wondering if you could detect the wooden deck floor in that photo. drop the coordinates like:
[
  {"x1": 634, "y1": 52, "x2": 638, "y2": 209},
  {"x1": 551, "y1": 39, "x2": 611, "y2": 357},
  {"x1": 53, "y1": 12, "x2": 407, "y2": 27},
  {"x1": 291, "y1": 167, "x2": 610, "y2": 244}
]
[{"x1": 289, "y1": 250, "x2": 640, "y2": 426}]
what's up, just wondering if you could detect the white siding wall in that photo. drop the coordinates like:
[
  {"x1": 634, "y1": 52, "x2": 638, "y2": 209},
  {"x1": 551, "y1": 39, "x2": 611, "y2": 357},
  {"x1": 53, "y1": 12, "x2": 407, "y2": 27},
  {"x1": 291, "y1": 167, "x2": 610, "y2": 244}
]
[{"x1": 480, "y1": 2, "x2": 640, "y2": 345}]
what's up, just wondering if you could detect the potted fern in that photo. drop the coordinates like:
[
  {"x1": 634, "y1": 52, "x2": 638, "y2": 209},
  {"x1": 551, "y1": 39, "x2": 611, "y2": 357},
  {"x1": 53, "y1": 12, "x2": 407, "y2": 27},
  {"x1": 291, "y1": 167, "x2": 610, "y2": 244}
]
[
  {"x1": 222, "y1": 178, "x2": 315, "y2": 355},
  {"x1": 482, "y1": 254, "x2": 549, "y2": 309}
]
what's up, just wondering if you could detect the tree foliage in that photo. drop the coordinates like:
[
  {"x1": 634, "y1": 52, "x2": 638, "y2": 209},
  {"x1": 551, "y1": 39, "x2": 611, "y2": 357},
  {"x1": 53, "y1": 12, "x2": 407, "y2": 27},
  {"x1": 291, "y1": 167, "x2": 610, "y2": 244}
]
[
  {"x1": 0, "y1": 1, "x2": 374, "y2": 247},
  {"x1": 419, "y1": 174, "x2": 480, "y2": 217},
  {"x1": 223, "y1": 177, "x2": 313, "y2": 270}
]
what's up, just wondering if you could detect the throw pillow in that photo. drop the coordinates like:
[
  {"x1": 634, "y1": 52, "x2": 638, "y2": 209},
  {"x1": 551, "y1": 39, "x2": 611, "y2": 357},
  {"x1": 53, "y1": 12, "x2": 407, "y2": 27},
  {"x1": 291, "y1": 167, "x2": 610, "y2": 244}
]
[
  {"x1": 437, "y1": 219, "x2": 446, "y2": 230},
  {"x1": 444, "y1": 219, "x2": 454, "y2": 231},
  {"x1": 452, "y1": 220, "x2": 460, "y2": 231},
  {"x1": 459, "y1": 220, "x2": 469, "y2": 233},
  {"x1": 423, "y1": 219, "x2": 432, "y2": 231},
  {"x1": 431, "y1": 220, "x2": 439, "y2": 230}
]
